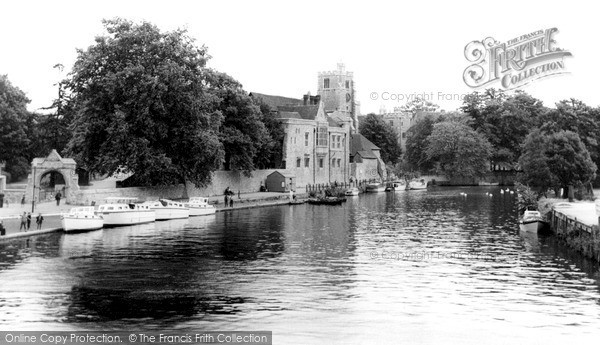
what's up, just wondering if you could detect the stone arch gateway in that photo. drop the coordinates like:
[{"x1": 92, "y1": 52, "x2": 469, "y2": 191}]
[{"x1": 25, "y1": 149, "x2": 80, "y2": 205}]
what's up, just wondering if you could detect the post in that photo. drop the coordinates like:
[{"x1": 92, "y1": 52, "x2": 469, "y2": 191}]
[{"x1": 31, "y1": 166, "x2": 36, "y2": 213}]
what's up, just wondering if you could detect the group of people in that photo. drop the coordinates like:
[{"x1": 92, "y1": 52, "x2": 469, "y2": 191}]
[{"x1": 19, "y1": 212, "x2": 44, "y2": 232}]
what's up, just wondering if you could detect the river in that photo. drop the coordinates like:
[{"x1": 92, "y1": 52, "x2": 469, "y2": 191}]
[{"x1": 0, "y1": 187, "x2": 599, "y2": 344}]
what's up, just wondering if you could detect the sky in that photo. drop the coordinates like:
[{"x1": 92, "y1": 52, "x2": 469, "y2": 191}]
[{"x1": 1, "y1": 0, "x2": 598, "y2": 115}]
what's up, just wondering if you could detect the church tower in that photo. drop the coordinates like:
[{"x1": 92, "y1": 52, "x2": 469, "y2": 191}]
[{"x1": 317, "y1": 63, "x2": 360, "y2": 132}]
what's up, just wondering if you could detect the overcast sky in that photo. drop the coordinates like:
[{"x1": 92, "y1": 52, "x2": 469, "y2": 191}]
[{"x1": 1, "y1": 0, "x2": 597, "y2": 115}]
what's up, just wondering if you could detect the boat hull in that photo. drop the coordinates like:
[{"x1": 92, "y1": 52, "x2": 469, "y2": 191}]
[
  {"x1": 100, "y1": 210, "x2": 156, "y2": 227},
  {"x1": 62, "y1": 217, "x2": 104, "y2": 233},
  {"x1": 345, "y1": 188, "x2": 359, "y2": 196},
  {"x1": 366, "y1": 186, "x2": 386, "y2": 193},
  {"x1": 153, "y1": 207, "x2": 190, "y2": 220},
  {"x1": 519, "y1": 220, "x2": 546, "y2": 232},
  {"x1": 188, "y1": 206, "x2": 216, "y2": 216}
]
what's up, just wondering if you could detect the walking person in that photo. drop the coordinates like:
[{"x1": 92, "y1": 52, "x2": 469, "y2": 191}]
[
  {"x1": 26, "y1": 212, "x2": 32, "y2": 231},
  {"x1": 21, "y1": 195, "x2": 25, "y2": 208},
  {"x1": 55, "y1": 191, "x2": 62, "y2": 206},
  {"x1": 229, "y1": 196, "x2": 234, "y2": 208},
  {"x1": 224, "y1": 194, "x2": 229, "y2": 208},
  {"x1": 36, "y1": 213, "x2": 44, "y2": 230},
  {"x1": 19, "y1": 212, "x2": 27, "y2": 232}
]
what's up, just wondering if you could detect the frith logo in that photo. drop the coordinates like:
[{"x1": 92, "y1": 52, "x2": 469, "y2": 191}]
[{"x1": 463, "y1": 28, "x2": 572, "y2": 89}]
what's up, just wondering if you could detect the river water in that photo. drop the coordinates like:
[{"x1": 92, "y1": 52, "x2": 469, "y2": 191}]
[{"x1": 0, "y1": 187, "x2": 599, "y2": 344}]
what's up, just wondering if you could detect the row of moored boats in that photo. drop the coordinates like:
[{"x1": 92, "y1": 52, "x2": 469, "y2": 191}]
[
  {"x1": 345, "y1": 180, "x2": 427, "y2": 195},
  {"x1": 61, "y1": 197, "x2": 216, "y2": 233}
]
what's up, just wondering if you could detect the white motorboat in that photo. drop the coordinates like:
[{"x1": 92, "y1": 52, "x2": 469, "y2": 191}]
[
  {"x1": 408, "y1": 180, "x2": 428, "y2": 190},
  {"x1": 345, "y1": 187, "x2": 360, "y2": 196},
  {"x1": 366, "y1": 183, "x2": 386, "y2": 193},
  {"x1": 97, "y1": 197, "x2": 156, "y2": 227},
  {"x1": 519, "y1": 210, "x2": 547, "y2": 232},
  {"x1": 143, "y1": 199, "x2": 190, "y2": 220},
  {"x1": 388, "y1": 181, "x2": 407, "y2": 191},
  {"x1": 61, "y1": 206, "x2": 104, "y2": 233},
  {"x1": 185, "y1": 197, "x2": 217, "y2": 216}
]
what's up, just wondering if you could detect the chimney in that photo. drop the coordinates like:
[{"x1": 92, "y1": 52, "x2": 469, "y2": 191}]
[
  {"x1": 303, "y1": 94, "x2": 309, "y2": 105},
  {"x1": 314, "y1": 95, "x2": 321, "y2": 105}
]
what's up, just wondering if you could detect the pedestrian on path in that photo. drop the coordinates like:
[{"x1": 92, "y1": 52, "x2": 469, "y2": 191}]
[
  {"x1": 36, "y1": 213, "x2": 44, "y2": 230},
  {"x1": 0, "y1": 220, "x2": 6, "y2": 236},
  {"x1": 26, "y1": 212, "x2": 32, "y2": 230},
  {"x1": 55, "y1": 192, "x2": 62, "y2": 206},
  {"x1": 229, "y1": 197, "x2": 234, "y2": 208},
  {"x1": 21, "y1": 195, "x2": 25, "y2": 208},
  {"x1": 224, "y1": 194, "x2": 229, "y2": 208},
  {"x1": 19, "y1": 212, "x2": 27, "y2": 232}
]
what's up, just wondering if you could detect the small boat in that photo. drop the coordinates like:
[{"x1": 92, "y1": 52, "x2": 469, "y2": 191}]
[
  {"x1": 519, "y1": 210, "x2": 547, "y2": 232},
  {"x1": 307, "y1": 197, "x2": 344, "y2": 205},
  {"x1": 366, "y1": 183, "x2": 386, "y2": 193},
  {"x1": 408, "y1": 180, "x2": 428, "y2": 190},
  {"x1": 97, "y1": 197, "x2": 156, "y2": 227},
  {"x1": 184, "y1": 197, "x2": 216, "y2": 216},
  {"x1": 143, "y1": 199, "x2": 190, "y2": 220},
  {"x1": 345, "y1": 187, "x2": 360, "y2": 196},
  {"x1": 61, "y1": 207, "x2": 104, "y2": 233},
  {"x1": 478, "y1": 181, "x2": 499, "y2": 186},
  {"x1": 387, "y1": 181, "x2": 407, "y2": 191},
  {"x1": 289, "y1": 199, "x2": 306, "y2": 205}
]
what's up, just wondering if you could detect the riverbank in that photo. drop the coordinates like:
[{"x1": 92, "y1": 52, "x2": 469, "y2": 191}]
[
  {"x1": 0, "y1": 191, "x2": 305, "y2": 241},
  {"x1": 539, "y1": 198, "x2": 600, "y2": 263}
]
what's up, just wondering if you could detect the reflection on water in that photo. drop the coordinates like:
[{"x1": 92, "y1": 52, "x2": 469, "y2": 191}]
[{"x1": 0, "y1": 187, "x2": 599, "y2": 343}]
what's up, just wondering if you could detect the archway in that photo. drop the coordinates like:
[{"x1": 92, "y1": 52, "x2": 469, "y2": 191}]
[
  {"x1": 38, "y1": 170, "x2": 67, "y2": 202},
  {"x1": 25, "y1": 149, "x2": 80, "y2": 206}
]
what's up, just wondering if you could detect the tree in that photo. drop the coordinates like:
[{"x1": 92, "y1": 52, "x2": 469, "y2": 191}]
[
  {"x1": 0, "y1": 75, "x2": 31, "y2": 181},
  {"x1": 425, "y1": 118, "x2": 492, "y2": 180},
  {"x1": 404, "y1": 114, "x2": 436, "y2": 172},
  {"x1": 65, "y1": 18, "x2": 224, "y2": 187},
  {"x1": 204, "y1": 70, "x2": 268, "y2": 175},
  {"x1": 359, "y1": 113, "x2": 402, "y2": 164},
  {"x1": 518, "y1": 129, "x2": 556, "y2": 194},
  {"x1": 545, "y1": 131, "x2": 596, "y2": 193},
  {"x1": 400, "y1": 97, "x2": 439, "y2": 115},
  {"x1": 254, "y1": 99, "x2": 284, "y2": 169}
]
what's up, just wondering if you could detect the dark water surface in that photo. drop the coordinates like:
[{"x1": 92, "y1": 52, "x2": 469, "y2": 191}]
[{"x1": 1, "y1": 187, "x2": 599, "y2": 344}]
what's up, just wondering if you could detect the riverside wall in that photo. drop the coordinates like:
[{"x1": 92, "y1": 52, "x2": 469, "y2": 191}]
[{"x1": 546, "y1": 207, "x2": 600, "y2": 263}]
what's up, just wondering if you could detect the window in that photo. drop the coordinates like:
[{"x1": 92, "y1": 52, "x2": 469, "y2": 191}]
[
  {"x1": 296, "y1": 158, "x2": 301, "y2": 167},
  {"x1": 331, "y1": 158, "x2": 335, "y2": 166},
  {"x1": 305, "y1": 132, "x2": 309, "y2": 146},
  {"x1": 317, "y1": 127, "x2": 328, "y2": 146},
  {"x1": 337, "y1": 158, "x2": 342, "y2": 167},
  {"x1": 345, "y1": 80, "x2": 350, "y2": 88},
  {"x1": 323, "y1": 78, "x2": 330, "y2": 89},
  {"x1": 304, "y1": 158, "x2": 310, "y2": 167},
  {"x1": 337, "y1": 136, "x2": 341, "y2": 149},
  {"x1": 319, "y1": 158, "x2": 324, "y2": 168}
]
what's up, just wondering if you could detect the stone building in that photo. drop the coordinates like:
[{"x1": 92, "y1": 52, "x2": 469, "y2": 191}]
[
  {"x1": 317, "y1": 63, "x2": 360, "y2": 131},
  {"x1": 349, "y1": 133, "x2": 387, "y2": 182}
]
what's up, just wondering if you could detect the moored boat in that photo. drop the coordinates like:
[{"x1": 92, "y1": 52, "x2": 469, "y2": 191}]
[
  {"x1": 387, "y1": 181, "x2": 407, "y2": 191},
  {"x1": 97, "y1": 197, "x2": 156, "y2": 227},
  {"x1": 307, "y1": 197, "x2": 344, "y2": 205},
  {"x1": 408, "y1": 180, "x2": 428, "y2": 190},
  {"x1": 61, "y1": 207, "x2": 104, "y2": 233},
  {"x1": 345, "y1": 187, "x2": 360, "y2": 196},
  {"x1": 519, "y1": 210, "x2": 547, "y2": 232},
  {"x1": 143, "y1": 199, "x2": 190, "y2": 220},
  {"x1": 184, "y1": 197, "x2": 216, "y2": 216},
  {"x1": 366, "y1": 183, "x2": 386, "y2": 193}
]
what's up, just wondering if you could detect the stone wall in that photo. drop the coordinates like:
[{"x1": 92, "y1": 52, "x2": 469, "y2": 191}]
[{"x1": 72, "y1": 169, "x2": 279, "y2": 205}]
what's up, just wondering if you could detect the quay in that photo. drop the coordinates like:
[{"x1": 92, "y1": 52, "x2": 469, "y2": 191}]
[
  {"x1": 541, "y1": 199, "x2": 600, "y2": 263},
  {"x1": 0, "y1": 190, "x2": 306, "y2": 241}
]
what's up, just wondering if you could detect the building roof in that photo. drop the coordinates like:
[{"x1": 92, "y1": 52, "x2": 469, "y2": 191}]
[
  {"x1": 278, "y1": 105, "x2": 319, "y2": 120},
  {"x1": 267, "y1": 170, "x2": 296, "y2": 178},
  {"x1": 249, "y1": 92, "x2": 303, "y2": 110},
  {"x1": 355, "y1": 150, "x2": 378, "y2": 159},
  {"x1": 326, "y1": 115, "x2": 342, "y2": 127},
  {"x1": 350, "y1": 133, "x2": 380, "y2": 156}
]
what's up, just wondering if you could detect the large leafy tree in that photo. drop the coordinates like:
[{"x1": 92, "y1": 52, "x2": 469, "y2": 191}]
[
  {"x1": 65, "y1": 18, "x2": 224, "y2": 187},
  {"x1": 0, "y1": 75, "x2": 31, "y2": 181},
  {"x1": 425, "y1": 118, "x2": 492, "y2": 180},
  {"x1": 462, "y1": 89, "x2": 545, "y2": 168},
  {"x1": 518, "y1": 129, "x2": 556, "y2": 194},
  {"x1": 404, "y1": 114, "x2": 436, "y2": 172},
  {"x1": 544, "y1": 130, "x2": 596, "y2": 192},
  {"x1": 254, "y1": 99, "x2": 284, "y2": 169},
  {"x1": 359, "y1": 113, "x2": 402, "y2": 164},
  {"x1": 204, "y1": 71, "x2": 268, "y2": 175}
]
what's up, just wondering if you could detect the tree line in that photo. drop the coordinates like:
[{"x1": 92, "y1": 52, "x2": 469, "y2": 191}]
[{"x1": 0, "y1": 18, "x2": 283, "y2": 187}]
